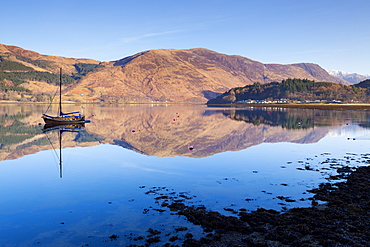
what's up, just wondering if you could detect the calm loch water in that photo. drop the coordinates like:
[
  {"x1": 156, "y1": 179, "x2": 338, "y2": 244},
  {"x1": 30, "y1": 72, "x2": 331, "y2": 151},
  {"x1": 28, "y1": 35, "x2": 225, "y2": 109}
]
[{"x1": 1, "y1": 104, "x2": 370, "y2": 246}]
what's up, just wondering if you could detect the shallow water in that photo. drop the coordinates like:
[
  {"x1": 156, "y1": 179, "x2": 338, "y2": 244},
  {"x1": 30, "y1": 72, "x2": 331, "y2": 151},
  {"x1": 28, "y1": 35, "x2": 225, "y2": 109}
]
[{"x1": 0, "y1": 104, "x2": 369, "y2": 246}]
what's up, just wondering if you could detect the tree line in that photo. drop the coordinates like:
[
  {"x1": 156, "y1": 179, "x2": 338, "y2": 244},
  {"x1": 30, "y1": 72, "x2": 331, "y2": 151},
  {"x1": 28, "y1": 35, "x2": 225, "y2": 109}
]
[
  {"x1": 0, "y1": 71, "x2": 76, "y2": 92},
  {"x1": 0, "y1": 55, "x2": 104, "y2": 94},
  {"x1": 0, "y1": 56, "x2": 34, "y2": 72},
  {"x1": 15, "y1": 55, "x2": 54, "y2": 69},
  {"x1": 208, "y1": 78, "x2": 370, "y2": 104}
]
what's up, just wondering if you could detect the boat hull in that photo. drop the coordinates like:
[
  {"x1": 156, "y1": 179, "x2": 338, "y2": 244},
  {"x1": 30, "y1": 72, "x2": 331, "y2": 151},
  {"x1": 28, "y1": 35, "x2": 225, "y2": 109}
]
[{"x1": 42, "y1": 115, "x2": 86, "y2": 125}]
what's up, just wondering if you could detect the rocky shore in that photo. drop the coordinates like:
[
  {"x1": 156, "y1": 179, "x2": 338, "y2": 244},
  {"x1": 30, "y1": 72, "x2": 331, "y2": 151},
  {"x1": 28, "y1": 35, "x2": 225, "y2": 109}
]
[
  {"x1": 163, "y1": 165, "x2": 370, "y2": 246},
  {"x1": 125, "y1": 161, "x2": 370, "y2": 247}
]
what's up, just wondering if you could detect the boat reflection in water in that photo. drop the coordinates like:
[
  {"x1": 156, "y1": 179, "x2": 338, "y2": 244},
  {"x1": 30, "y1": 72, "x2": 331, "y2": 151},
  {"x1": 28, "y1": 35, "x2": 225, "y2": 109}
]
[{"x1": 43, "y1": 123, "x2": 86, "y2": 178}]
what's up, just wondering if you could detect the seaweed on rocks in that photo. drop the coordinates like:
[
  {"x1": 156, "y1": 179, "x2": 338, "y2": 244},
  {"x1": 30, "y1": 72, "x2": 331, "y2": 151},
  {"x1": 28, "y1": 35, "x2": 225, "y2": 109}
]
[
  {"x1": 179, "y1": 166, "x2": 370, "y2": 246},
  {"x1": 137, "y1": 164, "x2": 369, "y2": 246}
]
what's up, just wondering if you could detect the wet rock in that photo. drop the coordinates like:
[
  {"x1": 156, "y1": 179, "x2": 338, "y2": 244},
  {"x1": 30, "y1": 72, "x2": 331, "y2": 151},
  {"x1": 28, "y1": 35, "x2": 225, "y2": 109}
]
[
  {"x1": 169, "y1": 236, "x2": 179, "y2": 242},
  {"x1": 174, "y1": 227, "x2": 188, "y2": 232},
  {"x1": 176, "y1": 166, "x2": 370, "y2": 246},
  {"x1": 108, "y1": 234, "x2": 119, "y2": 241},
  {"x1": 146, "y1": 236, "x2": 160, "y2": 244},
  {"x1": 147, "y1": 228, "x2": 161, "y2": 236}
]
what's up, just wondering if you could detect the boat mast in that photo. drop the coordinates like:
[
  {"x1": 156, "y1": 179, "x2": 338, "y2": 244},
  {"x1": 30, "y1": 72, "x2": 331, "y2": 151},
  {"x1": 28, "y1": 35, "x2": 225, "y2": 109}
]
[
  {"x1": 59, "y1": 68, "x2": 62, "y2": 116},
  {"x1": 59, "y1": 130, "x2": 63, "y2": 178}
]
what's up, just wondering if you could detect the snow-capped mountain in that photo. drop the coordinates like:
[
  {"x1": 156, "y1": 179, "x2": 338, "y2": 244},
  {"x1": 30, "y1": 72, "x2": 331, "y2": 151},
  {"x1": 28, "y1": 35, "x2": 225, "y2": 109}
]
[{"x1": 328, "y1": 70, "x2": 370, "y2": 84}]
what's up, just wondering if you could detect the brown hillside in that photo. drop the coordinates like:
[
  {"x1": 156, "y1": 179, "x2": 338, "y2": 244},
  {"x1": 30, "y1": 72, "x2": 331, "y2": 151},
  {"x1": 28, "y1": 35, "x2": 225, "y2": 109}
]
[
  {"x1": 0, "y1": 44, "x2": 100, "y2": 74},
  {"x1": 68, "y1": 48, "x2": 348, "y2": 103},
  {"x1": 291, "y1": 63, "x2": 346, "y2": 84},
  {"x1": 0, "y1": 44, "x2": 348, "y2": 103},
  {"x1": 70, "y1": 49, "x2": 250, "y2": 103}
]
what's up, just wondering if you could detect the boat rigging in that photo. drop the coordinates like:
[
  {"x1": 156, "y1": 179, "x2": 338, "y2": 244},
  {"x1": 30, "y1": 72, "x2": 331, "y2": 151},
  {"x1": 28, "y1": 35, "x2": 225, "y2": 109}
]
[{"x1": 42, "y1": 68, "x2": 89, "y2": 125}]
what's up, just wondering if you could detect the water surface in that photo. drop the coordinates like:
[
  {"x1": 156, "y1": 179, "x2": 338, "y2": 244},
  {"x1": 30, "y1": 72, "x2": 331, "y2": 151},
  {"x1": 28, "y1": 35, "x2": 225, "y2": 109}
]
[{"x1": 0, "y1": 104, "x2": 369, "y2": 246}]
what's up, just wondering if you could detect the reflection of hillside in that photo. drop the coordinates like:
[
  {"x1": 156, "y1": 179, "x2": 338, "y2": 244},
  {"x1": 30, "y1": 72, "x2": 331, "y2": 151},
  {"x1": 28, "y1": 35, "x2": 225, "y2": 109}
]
[
  {"x1": 2, "y1": 104, "x2": 369, "y2": 160},
  {"x1": 0, "y1": 128, "x2": 100, "y2": 161},
  {"x1": 223, "y1": 107, "x2": 369, "y2": 129},
  {"x1": 222, "y1": 108, "x2": 370, "y2": 129},
  {"x1": 223, "y1": 109, "x2": 315, "y2": 129},
  {"x1": 0, "y1": 104, "x2": 100, "y2": 161},
  {"x1": 84, "y1": 106, "x2": 338, "y2": 157}
]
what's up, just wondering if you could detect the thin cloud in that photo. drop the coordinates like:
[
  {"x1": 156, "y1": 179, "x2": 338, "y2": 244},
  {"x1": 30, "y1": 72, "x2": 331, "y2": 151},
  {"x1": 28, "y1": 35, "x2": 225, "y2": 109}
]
[
  {"x1": 121, "y1": 30, "x2": 183, "y2": 44},
  {"x1": 294, "y1": 48, "x2": 347, "y2": 55}
]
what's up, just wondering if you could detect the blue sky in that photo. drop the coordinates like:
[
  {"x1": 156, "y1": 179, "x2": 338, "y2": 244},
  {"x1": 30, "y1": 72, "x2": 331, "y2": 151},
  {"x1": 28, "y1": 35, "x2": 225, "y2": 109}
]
[{"x1": 1, "y1": 0, "x2": 369, "y2": 74}]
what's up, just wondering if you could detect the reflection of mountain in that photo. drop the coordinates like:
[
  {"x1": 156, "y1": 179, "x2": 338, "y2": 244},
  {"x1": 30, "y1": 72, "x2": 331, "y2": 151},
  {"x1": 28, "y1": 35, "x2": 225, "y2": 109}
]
[
  {"x1": 83, "y1": 106, "x2": 363, "y2": 158},
  {"x1": 222, "y1": 109, "x2": 315, "y2": 129},
  {"x1": 1, "y1": 105, "x2": 369, "y2": 160},
  {"x1": 221, "y1": 107, "x2": 367, "y2": 127},
  {"x1": 0, "y1": 104, "x2": 100, "y2": 161}
]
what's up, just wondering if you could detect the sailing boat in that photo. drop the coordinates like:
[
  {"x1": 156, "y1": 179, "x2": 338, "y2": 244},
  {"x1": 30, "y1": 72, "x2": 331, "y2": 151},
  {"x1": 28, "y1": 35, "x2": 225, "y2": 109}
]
[
  {"x1": 42, "y1": 68, "x2": 87, "y2": 125},
  {"x1": 43, "y1": 123, "x2": 85, "y2": 178}
]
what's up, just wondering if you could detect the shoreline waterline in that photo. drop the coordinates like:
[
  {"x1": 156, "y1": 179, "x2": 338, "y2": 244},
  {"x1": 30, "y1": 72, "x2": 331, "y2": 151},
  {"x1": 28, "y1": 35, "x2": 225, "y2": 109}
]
[
  {"x1": 207, "y1": 103, "x2": 370, "y2": 110},
  {"x1": 2, "y1": 101, "x2": 370, "y2": 110}
]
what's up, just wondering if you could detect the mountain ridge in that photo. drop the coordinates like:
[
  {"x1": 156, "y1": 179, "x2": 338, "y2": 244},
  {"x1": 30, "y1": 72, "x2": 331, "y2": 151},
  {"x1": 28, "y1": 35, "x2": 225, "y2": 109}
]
[
  {"x1": 1, "y1": 44, "x2": 350, "y2": 103},
  {"x1": 328, "y1": 70, "x2": 370, "y2": 84}
]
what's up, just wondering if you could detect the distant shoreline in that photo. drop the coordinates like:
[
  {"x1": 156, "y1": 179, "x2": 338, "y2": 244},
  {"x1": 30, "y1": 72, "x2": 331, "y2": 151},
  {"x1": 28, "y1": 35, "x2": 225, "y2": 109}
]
[
  {"x1": 1, "y1": 101, "x2": 370, "y2": 110},
  {"x1": 0, "y1": 101, "x2": 205, "y2": 105},
  {"x1": 207, "y1": 103, "x2": 370, "y2": 110}
]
